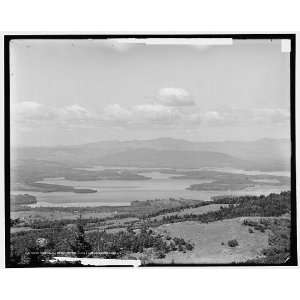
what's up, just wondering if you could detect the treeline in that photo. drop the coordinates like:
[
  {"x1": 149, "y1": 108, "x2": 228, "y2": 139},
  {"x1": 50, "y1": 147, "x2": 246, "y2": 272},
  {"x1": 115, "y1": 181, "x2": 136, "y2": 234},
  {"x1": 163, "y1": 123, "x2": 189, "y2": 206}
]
[
  {"x1": 149, "y1": 191, "x2": 291, "y2": 227},
  {"x1": 13, "y1": 202, "x2": 211, "y2": 230},
  {"x1": 87, "y1": 225, "x2": 193, "y2": 258},
  {"x1": 241, "y1": 217, "x2": 291, "y2": 264},
  {"x1": 12, "y1": 192, "x2": 290, "y2": 231},
  {"x1": 11, "y1": 194, "x2": 37, "y2": 205},
  {"x1": 139, "y1": 201, "x2": 211, "y2": 219},
  {"x1": 211, "y1": 191, "x2": 290, "y2": 208},
  {"x1": 10, "y1": 221, "x2": 194, "y2": 266}
]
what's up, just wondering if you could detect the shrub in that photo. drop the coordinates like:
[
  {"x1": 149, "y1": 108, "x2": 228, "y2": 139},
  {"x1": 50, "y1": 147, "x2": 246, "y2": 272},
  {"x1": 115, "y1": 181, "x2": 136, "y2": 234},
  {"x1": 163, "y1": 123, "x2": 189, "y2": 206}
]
[
  {"x1": 178, "y1": 244, "x2": 184, "y2": 252},
  {"x1": 157, "y1": 251, "x2": 166, "y2": 259},
  {"x1": 228, "y1": 239, "x2": 239, "y2": 247},
  {"x1": 185, "y1": 243, "x2": 194, "y2": 251}
]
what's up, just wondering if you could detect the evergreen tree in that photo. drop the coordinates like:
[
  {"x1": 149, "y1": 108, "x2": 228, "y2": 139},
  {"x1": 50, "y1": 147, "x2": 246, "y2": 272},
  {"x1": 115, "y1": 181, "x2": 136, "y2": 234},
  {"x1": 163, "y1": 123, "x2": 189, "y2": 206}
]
[{"x1": 71, "y1": 215, "x2": 92, "y2": 258}]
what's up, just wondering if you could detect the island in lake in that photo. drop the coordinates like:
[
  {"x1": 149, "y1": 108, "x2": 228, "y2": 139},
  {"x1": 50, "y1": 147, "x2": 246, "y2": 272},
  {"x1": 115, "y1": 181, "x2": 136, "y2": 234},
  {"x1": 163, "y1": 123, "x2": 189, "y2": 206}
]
[{"x1": 9, "y1": 138, "x2": 292, "y2": 266}]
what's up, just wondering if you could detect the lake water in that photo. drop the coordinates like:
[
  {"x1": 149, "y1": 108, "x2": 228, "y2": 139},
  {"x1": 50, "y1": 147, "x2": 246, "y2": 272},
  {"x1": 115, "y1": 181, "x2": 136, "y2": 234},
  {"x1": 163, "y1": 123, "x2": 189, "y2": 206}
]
[
  {"x1": 77, "y1": 165, "x2": 291, "y2": 177},
  {"x1": 13, "y1": 167, "x2": 290, "y2": 207}
]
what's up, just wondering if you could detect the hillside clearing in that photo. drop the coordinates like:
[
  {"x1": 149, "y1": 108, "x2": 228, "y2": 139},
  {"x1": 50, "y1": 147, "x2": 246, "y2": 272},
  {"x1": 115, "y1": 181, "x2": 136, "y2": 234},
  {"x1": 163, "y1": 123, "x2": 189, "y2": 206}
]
[{"x1": 152, "y1": 218, "x2": 270, "y2": 264}]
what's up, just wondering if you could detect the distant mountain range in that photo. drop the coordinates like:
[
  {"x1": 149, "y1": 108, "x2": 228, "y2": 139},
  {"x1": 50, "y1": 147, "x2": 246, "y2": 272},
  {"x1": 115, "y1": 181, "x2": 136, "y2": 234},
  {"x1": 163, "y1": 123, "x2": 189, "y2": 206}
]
[
  {"x1": 13, "y1": 138, "x2": 290, "y2": 171},
  {"x1": 96, "y1": 149, "x2": 248, "y2": 169}
]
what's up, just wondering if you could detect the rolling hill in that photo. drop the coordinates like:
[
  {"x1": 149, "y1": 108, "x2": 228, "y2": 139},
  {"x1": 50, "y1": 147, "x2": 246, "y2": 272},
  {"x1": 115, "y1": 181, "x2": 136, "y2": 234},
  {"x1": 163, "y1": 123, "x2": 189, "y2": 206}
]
[{"x1": 12, "y1": 138, "x2": 290, "y2": 171}]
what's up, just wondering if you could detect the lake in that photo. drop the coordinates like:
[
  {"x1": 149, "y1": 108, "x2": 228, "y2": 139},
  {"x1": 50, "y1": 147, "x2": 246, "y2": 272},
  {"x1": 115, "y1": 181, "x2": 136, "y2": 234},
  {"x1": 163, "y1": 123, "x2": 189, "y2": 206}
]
[{"x1": 13, "y1": 167, "x2": 290, "y2": 207}]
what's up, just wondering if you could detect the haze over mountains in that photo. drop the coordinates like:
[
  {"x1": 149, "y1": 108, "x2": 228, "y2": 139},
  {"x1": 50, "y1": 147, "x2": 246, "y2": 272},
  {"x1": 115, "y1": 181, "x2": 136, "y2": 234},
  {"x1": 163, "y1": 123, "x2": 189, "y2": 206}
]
[{"x1": 13, "y1": 138, "x2": 290, "y2": 172}]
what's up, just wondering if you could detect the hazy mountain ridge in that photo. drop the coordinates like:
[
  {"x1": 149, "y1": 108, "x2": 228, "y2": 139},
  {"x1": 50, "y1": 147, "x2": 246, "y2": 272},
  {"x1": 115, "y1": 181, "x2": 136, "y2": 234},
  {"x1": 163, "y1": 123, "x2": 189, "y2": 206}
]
[
  {"x1": 96, "y1": 148, "x2": 248, "y2": 169},
  {"x1": 12, "y1": 138, "x2": 290, "y2": 171}
]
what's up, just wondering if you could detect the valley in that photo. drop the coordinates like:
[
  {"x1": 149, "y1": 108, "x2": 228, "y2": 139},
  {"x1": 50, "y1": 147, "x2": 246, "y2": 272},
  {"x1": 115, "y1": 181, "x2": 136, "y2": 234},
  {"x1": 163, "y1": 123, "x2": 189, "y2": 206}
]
[{"x1": 9, "y1": 138, "x2": 292, "y2": 266}]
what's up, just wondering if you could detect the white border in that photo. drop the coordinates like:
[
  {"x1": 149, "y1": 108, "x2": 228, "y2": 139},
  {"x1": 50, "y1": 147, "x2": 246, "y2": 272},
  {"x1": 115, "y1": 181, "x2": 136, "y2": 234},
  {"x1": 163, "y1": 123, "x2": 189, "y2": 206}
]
[{"x1": 0, "y1": 29, "x2": 299, "y2": 300}]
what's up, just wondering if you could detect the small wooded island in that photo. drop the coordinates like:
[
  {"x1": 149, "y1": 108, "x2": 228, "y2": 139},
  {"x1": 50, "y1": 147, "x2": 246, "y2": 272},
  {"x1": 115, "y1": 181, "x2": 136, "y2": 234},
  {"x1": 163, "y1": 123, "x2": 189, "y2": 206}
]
[
  {"x1": 11, "y1": 194, "x2": 37, "y2": 205},
  {"x1": 15, "y1": 182, "x2": 98, "y2": 194}
]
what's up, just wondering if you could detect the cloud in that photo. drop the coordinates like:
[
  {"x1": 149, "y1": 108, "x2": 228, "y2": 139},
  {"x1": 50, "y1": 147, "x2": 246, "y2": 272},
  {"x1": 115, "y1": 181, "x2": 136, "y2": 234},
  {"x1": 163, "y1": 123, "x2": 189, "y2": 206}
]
[
  {"x1": 200, "y1": 108, "x2": 290, "y2": 126},
  {"x1": 103, "y1": 104, "x2": 132, "y2": 122},
  {"x1": 102, "y1": 103, "x2": 181, "y2": 126},
  {"x1": 13, "y1": 101, "x2": 57, "y2": 122},
  {"x1": 157, "y1": 88, "x2": 195, "y2": 107},
  {"x1": 134, "y1": 104, "x2": 181, "y2": 123},
  {"x1": 12, "y1": 102, "x2": 95, "y2": 129},
  {"x1": 12, "y1": 100, "x2": 289, "y2": 133},
  {"x1": 59, "y1": 105, "x2": 92, "y2": 121},
  {"x1": 201, "y1": 110, "x2": 239, "y2": 126},
  {"x1": 253, "y1": 108, "x2": 290, "y2": 124}
]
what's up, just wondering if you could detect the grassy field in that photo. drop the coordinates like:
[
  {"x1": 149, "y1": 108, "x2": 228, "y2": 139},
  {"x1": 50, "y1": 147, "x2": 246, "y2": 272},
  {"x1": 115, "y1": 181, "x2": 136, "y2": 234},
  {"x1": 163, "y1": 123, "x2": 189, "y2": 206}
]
[
  {"x1": 86, "y1": 217, "x2": 140, "y2": 233},
  {"x1": 11, "y1": 209, "x2": 117, "y2": 221},
  {"x1": 152, "y1": 217, "x2": 270, "y2": 264},
  {"x1": 9, "y1": 192, "x2": 291, "y2": 266},
  {"x1": 11, "y1": 227, "x2": 34, "y2": 234}
]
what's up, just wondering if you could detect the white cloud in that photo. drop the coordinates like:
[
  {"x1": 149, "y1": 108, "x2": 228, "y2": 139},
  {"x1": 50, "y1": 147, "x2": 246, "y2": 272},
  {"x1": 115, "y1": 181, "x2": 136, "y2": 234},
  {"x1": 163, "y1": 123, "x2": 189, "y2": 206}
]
[
  {"x1": 59, "y1": 104, "x2": 92, "y2": 121},
  {"x1": 102, "y1": 104, "x2": 132, "y2": 122},
  {"x1": 12, "y1": 100, "x2": 289, "y2": 133},
  {"x1": 134, "y1": 104, "x2": 180, "y2": 123},
  {"x1": 17, "y1": 101, "x2": 41, "y2": 111},
  {"x1": 200, "y1": 108, "x2": 290, "y2": 126},
  {"x1": 101, "y1": 103, "x2": 181, "y2": 126},
  {"x1": 203, "y1": 111, "x2": 222, "y2": 122},
  {"x1": 201, "y1": 110, "x2": 238, "y2": 126},
  {"x1": 157, "y1": 88, "x2": 195, "y2": 107},
  {"x1": 253, "y1": 108, "x2": 289, "y2": 124},
  {"x1": 13, "y1": 101, "x2": 56, "y2": 122},
  {"x1": 12, "y1": 101, "x2": 96, "y2": 129}
]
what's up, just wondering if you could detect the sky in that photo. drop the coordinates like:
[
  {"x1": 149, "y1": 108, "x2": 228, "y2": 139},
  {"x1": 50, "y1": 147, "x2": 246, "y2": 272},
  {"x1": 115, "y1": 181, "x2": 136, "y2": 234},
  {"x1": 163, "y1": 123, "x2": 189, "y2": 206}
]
[{"x1": 10, "y1": 38, "x2": 290, "y2": 146}]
